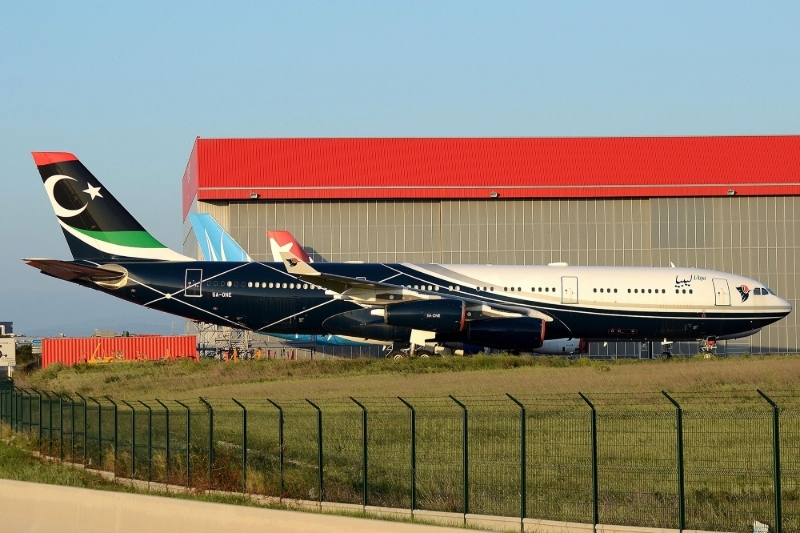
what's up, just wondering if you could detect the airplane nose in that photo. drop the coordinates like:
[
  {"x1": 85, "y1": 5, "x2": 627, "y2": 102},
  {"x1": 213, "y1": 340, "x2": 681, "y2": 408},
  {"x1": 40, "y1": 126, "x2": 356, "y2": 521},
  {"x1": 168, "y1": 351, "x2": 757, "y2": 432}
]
[{"x1": 779, "y1": 296, "x2": 792, "y2": 314}]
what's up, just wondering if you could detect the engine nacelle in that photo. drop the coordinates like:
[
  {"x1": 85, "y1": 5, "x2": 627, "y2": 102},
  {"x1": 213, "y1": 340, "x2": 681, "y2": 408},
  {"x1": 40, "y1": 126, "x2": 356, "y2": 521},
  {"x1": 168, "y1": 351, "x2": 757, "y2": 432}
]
[
  {"x1": 322, "y1": 309, "x2": 409, "y2": 342},
  {"x1": 532, "y1": 338, "x2": 588, "y2": 355},
  {"x1": 466, "y1": 318, "x2": 545, "y2": 351},
  {"x1": 380, "y1": 299, "x2": 466, "y2": 333}
]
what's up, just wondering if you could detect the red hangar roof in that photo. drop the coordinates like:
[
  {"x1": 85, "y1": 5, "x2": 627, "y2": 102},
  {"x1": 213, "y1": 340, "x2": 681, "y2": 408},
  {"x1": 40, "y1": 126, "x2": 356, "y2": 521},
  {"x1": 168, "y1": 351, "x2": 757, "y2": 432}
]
[{"x1": 182, "y1": 136, "x2": 800, "y2": 218}]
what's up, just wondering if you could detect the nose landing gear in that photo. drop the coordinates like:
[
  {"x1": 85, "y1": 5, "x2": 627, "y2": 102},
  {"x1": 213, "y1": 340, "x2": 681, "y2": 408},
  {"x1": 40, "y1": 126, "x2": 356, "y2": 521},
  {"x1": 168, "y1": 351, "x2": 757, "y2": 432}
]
[
  {"x1": 660, "y1": 339, "x2": 673, "y2": 359},
  {"x1": 700, "y1": 337, "x2": 717, "y2": 354}
]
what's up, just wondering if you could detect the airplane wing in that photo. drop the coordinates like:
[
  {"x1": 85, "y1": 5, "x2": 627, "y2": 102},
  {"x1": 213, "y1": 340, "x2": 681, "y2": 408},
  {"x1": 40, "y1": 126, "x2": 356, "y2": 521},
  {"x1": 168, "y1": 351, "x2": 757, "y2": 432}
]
[
  {"x1": 24, "y1": 259, "x2": 127, "y2": 283},
  {"x1": 279, "y1": 252, "x2": 553, "y2": 322}
]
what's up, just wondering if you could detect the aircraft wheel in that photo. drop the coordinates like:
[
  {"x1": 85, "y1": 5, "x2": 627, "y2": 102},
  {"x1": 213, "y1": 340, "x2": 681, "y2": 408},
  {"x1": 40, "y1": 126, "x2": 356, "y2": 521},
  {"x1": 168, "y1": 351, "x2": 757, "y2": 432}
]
[
  {"x1": 389, "y1": 350, "x2": 405, "y2": 360},
  {"x1": 419, "y1": 352, "x2": 430, "y2": 358}
]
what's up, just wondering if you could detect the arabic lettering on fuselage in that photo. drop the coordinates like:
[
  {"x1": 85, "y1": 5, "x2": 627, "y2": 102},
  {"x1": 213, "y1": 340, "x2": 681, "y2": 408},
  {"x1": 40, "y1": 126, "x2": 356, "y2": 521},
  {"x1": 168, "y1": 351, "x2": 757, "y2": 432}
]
[{"x1": 674, "y1": 274, "x2": 707, "y2": 288}]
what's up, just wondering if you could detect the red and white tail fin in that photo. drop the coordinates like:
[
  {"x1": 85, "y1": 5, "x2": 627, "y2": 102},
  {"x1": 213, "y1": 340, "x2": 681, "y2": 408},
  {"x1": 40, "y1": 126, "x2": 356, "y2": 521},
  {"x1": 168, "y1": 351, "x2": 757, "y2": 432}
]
[{"x1": 268, "y1": 230, "x2": 312, "y2": 263}]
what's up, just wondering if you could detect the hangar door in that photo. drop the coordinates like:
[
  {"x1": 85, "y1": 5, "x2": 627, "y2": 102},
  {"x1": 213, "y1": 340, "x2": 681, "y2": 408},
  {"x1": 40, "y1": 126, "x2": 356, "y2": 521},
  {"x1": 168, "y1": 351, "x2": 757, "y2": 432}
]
[
  {"x1": 713, "y1": 278, "x2": 731, "y2": 306},
  {"x1": 562, "y1": 276, "x2": 578, "y2": 304}
]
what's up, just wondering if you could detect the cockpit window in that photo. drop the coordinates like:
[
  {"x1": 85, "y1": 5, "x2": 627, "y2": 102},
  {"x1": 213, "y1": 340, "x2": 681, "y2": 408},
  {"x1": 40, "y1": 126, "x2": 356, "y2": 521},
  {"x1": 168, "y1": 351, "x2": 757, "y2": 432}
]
[
  {"x1": 766, "y1": 288, "x2": 776, "y2": 295},
  {"x1": 754, "y1": 288, "x2": 762, "y2": 295}
]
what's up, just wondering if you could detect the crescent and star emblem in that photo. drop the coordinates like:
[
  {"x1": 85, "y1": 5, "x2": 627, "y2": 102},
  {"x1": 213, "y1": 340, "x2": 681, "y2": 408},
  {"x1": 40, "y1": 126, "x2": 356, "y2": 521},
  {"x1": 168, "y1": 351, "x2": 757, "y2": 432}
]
[{"x1": 44, "y1": 175, "x2": 103, "y2": 218}]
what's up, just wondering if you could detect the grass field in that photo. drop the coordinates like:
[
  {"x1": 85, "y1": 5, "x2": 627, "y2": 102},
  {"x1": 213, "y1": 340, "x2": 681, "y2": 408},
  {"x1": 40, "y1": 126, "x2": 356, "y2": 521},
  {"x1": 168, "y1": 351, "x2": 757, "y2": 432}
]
[
  {"x1": 16, "y1": 353, "x2": 800, "y2": 401},
  {"x1": 8, "y1": 354, "x2": 800, "y2": 532}
]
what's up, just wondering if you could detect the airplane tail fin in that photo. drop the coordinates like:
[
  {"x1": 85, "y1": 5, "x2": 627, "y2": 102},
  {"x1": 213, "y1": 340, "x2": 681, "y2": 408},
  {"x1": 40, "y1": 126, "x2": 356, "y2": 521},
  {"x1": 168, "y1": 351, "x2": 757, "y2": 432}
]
[
  {"x1": 268, "y1": 230, "x2": 312, "y2": 263},
  {"x1": 188, "y1": 213, "x2": 253, "y2": 262},
  {"x1": 32, "y1": 152, "x2": 189, "y2": 261}
]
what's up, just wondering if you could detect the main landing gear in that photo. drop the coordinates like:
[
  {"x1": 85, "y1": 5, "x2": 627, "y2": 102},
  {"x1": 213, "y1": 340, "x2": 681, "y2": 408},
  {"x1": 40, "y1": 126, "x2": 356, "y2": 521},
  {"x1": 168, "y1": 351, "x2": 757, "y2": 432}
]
[{"x1": 385, "y1": 342, "x2": 432, "y2": 359}]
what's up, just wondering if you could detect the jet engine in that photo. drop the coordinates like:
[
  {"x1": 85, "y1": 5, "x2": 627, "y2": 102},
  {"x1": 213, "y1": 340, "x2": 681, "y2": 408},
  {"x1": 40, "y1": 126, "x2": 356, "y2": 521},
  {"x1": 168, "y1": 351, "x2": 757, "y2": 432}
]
[
  {"x1": 322, "y1": 309, "x2": 409, "y2": 342},
  {"x1": 465, "y1": 318, "x2": 546, "y2": 351},
  {"x1": 374, "y1": 299, "x2": 466, "y2": 333}
]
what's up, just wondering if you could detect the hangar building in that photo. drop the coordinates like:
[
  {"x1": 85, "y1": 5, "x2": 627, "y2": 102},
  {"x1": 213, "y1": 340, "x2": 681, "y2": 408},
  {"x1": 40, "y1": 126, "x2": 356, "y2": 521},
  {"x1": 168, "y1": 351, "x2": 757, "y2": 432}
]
[{"x1": 182, "y1": 136, "x2": 800, "y2": 356}]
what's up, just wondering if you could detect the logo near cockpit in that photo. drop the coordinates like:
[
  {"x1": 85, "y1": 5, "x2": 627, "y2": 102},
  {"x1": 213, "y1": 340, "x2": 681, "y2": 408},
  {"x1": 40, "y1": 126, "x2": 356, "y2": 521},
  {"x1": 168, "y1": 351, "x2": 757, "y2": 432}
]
[{"x1": 736, "y1": 285, "x2": 750, "y2": 303}]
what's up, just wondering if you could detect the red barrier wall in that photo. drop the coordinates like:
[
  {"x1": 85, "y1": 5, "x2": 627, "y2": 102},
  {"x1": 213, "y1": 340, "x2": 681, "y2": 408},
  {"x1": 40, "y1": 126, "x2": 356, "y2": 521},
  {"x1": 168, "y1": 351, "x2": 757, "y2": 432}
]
[{"x1": 41, "y1": 336, "x2": 197, "y2": 369}]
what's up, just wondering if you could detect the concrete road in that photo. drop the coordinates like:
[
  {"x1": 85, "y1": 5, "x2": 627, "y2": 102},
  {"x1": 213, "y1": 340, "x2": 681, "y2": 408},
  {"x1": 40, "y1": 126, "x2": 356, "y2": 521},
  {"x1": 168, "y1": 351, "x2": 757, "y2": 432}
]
[{"x1": 0, "y1": 479, "x2": 477, "y2": 533}]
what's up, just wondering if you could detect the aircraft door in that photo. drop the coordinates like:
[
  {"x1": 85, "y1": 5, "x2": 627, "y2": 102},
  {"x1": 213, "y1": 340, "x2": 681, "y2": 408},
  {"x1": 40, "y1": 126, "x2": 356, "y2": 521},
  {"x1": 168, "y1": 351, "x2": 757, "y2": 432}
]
[
  {"x1": 561, "y1": 276, "x2": 578, "y2": 304},
  {"x1": 713, "y1": 278, "x2": 731, "y2": 306},
  {"x1": 184, "y1": 269, "x2": 203, "y2": 297}
]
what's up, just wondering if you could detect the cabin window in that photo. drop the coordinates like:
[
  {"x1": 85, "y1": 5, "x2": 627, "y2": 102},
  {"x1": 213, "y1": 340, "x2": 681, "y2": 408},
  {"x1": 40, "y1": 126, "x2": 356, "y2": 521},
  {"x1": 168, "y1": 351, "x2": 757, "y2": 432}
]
[
  {"x1": 269, "y1": 283, "x2": 274, "y2": 288},
  {"x1": 247, "y1": 282, "x2": 253, "y2": 288},
  {"x1": 227, "y1": 281, "x2": 232, "y2": 287},
  {"x1": 545, "y1": 287, "x2": 549, "y2": 292},
  {"x1": 676, "y1": 289, "x2": 679, "y2": 294},
  {"x1": 456, "y1": 286, "x2": 461, "y2": 291},
  {"x1": 504, "y1": 287, "x2": 508, "y2": 291},
  {"x1": 613, "y1": 289, "x2": 617, "y2": 293},
  {"x1": 303, "y1": 284, "x2": 308, "y2": 289},
  {"x1": 662, "y1": 289, "x2": 665, "y2": 294},
  {"x1": 682, "y1": 289, "x2": 686, "y2": 294},
  {"x1": 628, "y1": 289, "x2": 631, "y2": 293},
  {"x1": 594, "y1": 288, "x2": 597, "y2": 293},
  {"x1": 282, "y1": 283, "x2": 287, "y2": 289},
  {"x1": 599, "y1": 288, "x2": 603, "y2": 293},
  {"x1": 634, "y1": 289, "x2": 638, "y2": 293},
  {"x1": 213, "y1": 281, "x2": 218, "y2": 287},
  {"x1": 689, "y1": 289, "x2": 693, "y2": 294}
]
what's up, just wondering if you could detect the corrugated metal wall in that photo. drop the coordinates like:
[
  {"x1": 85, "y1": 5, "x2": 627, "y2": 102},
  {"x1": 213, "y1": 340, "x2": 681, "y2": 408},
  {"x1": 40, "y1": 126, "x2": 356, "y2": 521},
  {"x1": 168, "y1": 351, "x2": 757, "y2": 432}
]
[
  {"x1": 42, "y1": 336, "x2": 197, "y2": 369},
  {"x1": 190, "y1": 196, "x2": 800, "y2": 355}
]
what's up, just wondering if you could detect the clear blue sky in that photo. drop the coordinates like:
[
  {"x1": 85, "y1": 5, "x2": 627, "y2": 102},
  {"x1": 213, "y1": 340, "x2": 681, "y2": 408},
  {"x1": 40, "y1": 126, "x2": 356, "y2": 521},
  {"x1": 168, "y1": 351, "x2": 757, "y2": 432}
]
[{"x1": 1, "y1": 1, "x2": 798, "y2": 336}]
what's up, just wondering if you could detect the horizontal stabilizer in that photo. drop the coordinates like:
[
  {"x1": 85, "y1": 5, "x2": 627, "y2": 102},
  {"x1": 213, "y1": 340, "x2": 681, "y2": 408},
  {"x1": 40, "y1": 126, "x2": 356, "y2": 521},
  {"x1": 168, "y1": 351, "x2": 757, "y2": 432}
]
[{"x1": 24, "y1": 259, "x2": 126, "y2": 283}]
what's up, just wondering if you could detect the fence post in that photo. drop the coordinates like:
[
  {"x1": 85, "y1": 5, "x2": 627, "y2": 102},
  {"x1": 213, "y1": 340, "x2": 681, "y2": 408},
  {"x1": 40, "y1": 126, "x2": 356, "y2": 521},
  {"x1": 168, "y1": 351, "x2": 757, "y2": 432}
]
[
  {"x1": 199, "y1": 397, "x2": 214, "y2": 488},
  {"x1": 75, "y1": 392, "x2": 87, "y2": 466},
  {"x1": 450, "y1": 395, "x2": 469, "y2": 517},
  {"x1": 266, "y1": 399, "x2": 285, "y2": 496},
  {"x1": 155, "y1": 399, "x2": 170, "y2": 486},
  {"x1": 62, "y1": 393, "x2": 75, "y2": 462},
  {"x1": 139, "y1": 401, "x2": 153, "y2": 483},
  {"x1": 662, "y1": 391, "x2": 685, "y2": 531},
  {"x1": 175, "y1": 400, "x2": 190, "y2": 487},
  {"x1": 42, "y1": 391, "x2": 55, "y2": 457},
  {"x1": 232, "y1": 398, "x2": 247, "y2": 493},
  {"x1": 757, "y1": 389, "x2": 782, "y2": 533},
  {"x1": 579, "y1": 392, "x2": 599, "y2": 528},
  {"x1": 507, "y1": 394, "x2": 527, "y2": 524},
  {"x1": 58, "y1": 393, "x2": 64, "y2": 462},
  {"x1": 89, "y1": 397, "x2": 102, "y2": 468},
  {"x1": 306, "y1": 399, "x2": 323, "y2": 504},
  {"x1": 105, "y1": 396, "x2": 118, "y2": 477},
  {"x1": 350, "y1": 397, "x2": 368, "y2": 508},
  {"x1": 398, "y1": 396, "x2": 416, "y2": 512},
  {"x1": 121, "y1": 400, "x2": 136, "y2": 478},
  {"x1": 33, "y1": 389, "x2": 43, "y2": 454}
]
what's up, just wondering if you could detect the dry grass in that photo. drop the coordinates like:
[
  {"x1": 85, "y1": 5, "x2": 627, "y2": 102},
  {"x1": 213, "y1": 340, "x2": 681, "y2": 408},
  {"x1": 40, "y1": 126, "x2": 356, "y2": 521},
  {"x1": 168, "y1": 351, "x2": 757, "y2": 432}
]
[{"x1": 17, "y1": 354, "x2": 800, "y2": 401}]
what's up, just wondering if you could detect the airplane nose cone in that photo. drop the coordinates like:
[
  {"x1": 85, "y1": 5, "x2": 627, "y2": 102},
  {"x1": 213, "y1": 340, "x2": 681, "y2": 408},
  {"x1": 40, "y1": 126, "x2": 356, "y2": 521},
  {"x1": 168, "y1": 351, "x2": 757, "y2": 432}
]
[{"x1": 780, "y1": 297, "x2": 793, "y2": 314}]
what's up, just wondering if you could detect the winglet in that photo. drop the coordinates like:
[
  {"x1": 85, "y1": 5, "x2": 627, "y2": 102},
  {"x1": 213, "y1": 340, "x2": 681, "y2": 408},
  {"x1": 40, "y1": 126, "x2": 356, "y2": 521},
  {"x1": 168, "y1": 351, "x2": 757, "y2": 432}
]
[{"x1": 280, "y1": 251, "x2": 319, "y2": 276}]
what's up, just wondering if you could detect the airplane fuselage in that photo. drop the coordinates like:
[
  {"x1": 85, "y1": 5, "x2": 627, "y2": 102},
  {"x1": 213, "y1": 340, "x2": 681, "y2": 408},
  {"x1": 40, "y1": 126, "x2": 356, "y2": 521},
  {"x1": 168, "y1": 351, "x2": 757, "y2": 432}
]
[{"x1": 71, "y1": 260, "x2": 790, "y2": 344}]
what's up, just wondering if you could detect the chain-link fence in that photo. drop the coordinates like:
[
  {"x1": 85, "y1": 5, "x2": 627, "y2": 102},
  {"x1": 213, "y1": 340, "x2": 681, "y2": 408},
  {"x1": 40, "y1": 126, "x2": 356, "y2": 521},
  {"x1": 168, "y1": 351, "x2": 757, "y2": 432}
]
[{"x1": 1, "y1": 388, "x2": 795, "y2": 533}]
